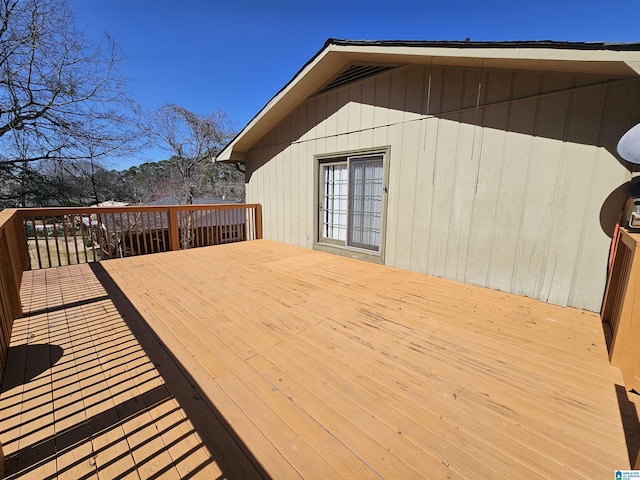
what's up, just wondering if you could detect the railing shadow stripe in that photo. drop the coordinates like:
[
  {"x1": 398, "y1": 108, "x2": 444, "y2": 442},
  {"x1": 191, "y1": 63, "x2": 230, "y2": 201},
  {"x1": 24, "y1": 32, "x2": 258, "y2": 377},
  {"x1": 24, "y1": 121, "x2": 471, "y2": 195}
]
[
  {"x1": 0, "y1": 351, "x2": 153, "y2": 415},
  {"x1": 101, "y1": 422, "x2": 199, "y2": 480},
  {"x1": 7, "y1": 386, "x2": 176, "y2": 478},
  {"x1": 21, "y1": 296, "x2": 111, "y2": 318},
  {"x1": 91, "y1": 262, "x2": 270, "y2": 479},
  {"x1": 1, "y1": 373, "x2": 162, "y2": 441}
]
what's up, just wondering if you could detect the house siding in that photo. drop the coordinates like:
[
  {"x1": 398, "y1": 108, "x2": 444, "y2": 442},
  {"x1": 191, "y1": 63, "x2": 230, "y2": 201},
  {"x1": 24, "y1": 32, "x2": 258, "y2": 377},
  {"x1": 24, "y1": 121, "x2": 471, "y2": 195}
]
[{"x1": 244, "y1": 64, "x2": 640, "y2": 312}]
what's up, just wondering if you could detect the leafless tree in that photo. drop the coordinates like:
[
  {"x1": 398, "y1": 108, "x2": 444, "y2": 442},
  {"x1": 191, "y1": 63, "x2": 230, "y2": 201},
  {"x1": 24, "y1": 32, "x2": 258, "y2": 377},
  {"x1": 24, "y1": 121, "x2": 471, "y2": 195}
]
[
  {"x1": 145, "y1": 104, "x2": 234, "y2": 205},
  {"x1": 0, "y1": 0, "x2": 141, "y2": 207}
]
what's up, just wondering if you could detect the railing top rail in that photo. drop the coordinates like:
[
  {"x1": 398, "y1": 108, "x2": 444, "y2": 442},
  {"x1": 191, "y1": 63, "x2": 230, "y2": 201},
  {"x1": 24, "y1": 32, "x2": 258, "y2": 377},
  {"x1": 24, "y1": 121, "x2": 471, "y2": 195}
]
[
  {"x1": 0, "y1": 208, "x2": 19, "y2": 224},
  {"x1": 16, "y1": 204, "x2": 260, "y2": 215}
]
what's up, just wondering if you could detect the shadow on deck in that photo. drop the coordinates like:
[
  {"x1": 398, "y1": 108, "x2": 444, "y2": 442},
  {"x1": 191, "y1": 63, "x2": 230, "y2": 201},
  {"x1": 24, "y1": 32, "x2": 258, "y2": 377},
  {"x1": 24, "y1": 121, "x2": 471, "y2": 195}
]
[{"x1": 0, "y1": 262, "x2": 267, "y2": 479}]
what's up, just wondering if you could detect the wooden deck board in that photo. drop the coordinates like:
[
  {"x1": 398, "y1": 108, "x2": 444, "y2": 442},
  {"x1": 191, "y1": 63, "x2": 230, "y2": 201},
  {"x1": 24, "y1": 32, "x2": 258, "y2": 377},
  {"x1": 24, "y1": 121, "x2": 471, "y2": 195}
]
[{"x1": 1, "y1": 239, "x2": 637, "y2": 479}]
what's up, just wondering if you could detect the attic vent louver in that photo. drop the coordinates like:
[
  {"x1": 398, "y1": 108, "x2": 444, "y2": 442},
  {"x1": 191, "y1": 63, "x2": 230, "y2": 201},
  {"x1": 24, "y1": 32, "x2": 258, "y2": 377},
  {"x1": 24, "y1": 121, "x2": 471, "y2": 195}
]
[{"x1": 316, "y1": 65, "x2": 394, "y2": 94}]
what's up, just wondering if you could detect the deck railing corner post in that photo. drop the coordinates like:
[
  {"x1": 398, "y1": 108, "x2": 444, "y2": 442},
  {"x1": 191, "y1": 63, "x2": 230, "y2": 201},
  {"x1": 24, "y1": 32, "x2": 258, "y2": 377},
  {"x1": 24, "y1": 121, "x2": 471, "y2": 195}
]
[
  {"x1": 168, "y1": 207, "x2": 180, "y2": 251},
  {"x1": 255, "y1": 204, "x2": 263, "y2": 240},
  {"x1": 15, "y1": 211, "x2": 30, "y2": 272}
]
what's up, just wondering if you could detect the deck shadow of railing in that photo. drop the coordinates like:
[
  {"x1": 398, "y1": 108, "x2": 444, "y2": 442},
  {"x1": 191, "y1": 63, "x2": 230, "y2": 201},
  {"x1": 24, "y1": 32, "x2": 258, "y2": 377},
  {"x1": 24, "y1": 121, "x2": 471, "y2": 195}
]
[
  {"x1": 616, "y1": 384, "x2": 640, "y2": 468},
  {"x1": 4, "y1": 385, "x2": 181, "y2": 479},
  {"x1": 90, "y1": 262, "x2": 271, "y2": 479},
  {"x1": 1, "y1": 262, "x2": 269, "y2": 479},
  {"x1": 0, "y1": 302, "x2": 219, "y2": 479}
]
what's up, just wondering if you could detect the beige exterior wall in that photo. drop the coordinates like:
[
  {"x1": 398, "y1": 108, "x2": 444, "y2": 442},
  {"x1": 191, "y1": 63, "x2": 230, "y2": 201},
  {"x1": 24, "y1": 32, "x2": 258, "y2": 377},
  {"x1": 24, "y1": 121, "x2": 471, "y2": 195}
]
[{"x1": 244, "y1": 64, "x2": 640, "y2": 311}]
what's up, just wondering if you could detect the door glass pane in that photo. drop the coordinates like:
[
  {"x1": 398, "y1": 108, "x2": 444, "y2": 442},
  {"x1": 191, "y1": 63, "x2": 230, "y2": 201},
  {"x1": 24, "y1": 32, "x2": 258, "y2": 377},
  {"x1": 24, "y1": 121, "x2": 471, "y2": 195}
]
[
  {"x1": 348, "y1": 156, "x2": 383, "y2": 251},
  {"x1": 321, "y1": 164, "x2": 347, "y2": 241}
]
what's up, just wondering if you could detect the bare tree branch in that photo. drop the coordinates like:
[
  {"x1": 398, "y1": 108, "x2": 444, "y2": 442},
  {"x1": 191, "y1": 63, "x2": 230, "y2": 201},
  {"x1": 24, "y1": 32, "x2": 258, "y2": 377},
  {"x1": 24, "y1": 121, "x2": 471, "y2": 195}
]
[
  {"x1": 142, "y1": 104, "x2": 235, "y2": 205},
  {"x1": 0, "y1": 0, "x2": 142, "y2": 206}
]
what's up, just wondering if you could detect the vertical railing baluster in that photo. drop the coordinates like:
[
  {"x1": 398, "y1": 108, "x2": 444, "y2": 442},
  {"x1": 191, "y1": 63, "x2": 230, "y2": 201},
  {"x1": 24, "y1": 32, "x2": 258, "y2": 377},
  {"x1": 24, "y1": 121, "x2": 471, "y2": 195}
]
[
  {"x1": 41, "y1": 216, "x2": 52, "y2": 268},
  {"x1": 185, "y1": 210, "x2": 190, "y2": 249},
  {"x1": 234, "y1": 207, "x2": 238, "y2": 241},
  {"x1": 51, "y1": 218, "x2": 62, "y2": 266},
  {"x1": 237, "y1": 208, "x2": 242, "y2": 242},
  {"x1": 158, "y1": 211, "x2": 165, "y2": 251},
  {"x1": 61, "y1": 214, "x2": 72, "y2": 264},
  {"x1": 207, "y1": 208, "x2": 213, "y2": 246},
  {"x1": 155, "y1": 211, "x2": 162, "y2": 252},
  {"x1": 103, "y1": 212, "x2": 112, "y2": 259},
  {"x1": 186, "y1": 209, "x2": 190, "y2": 248},
  {"x1": 244, "y1": 207, "x2": 249, "y2": 240},
  {"x1": 190, "y1": 209, "x2": 195, "y2": 248},
  {"x1": 195, "y1": 209, "x2": 201, "y2": 247},
  {"x1": 71, "y1": 213, "x2": 80, "y2": 264},
  {"x1": 130, "y1": 213, "x2": 138, "y2": 255},
  {"x1": 111, "y1": 212, "x2": 119, "y2": 258},
  {"x1": 141, "y1": 212, "x2": 149, "y2": 254},
  {"x1": 224, "y1": 208, "x2": 229, "y2": 243},
  {"x1": 32, "y1": 216, "x2": 42, "y2": 269},
  {"x1": 194, "y1": 209, "x2": 198, "y2": 247},
  {"x1": 95, "y1": 213, "x2": 104, "y2": 262},
  {"x1": 215, "y1": 209, "x2": 221, "y2": 245},
  {"x1": 240, "y1": 208, "x2": 246, "y2": 241},
  {"x1": 220, "y1": 208, "x2": 225, "y2": 243},
  {"x1": 187, "y1": 210, "x2": 193, "y2": 248},
  {"x1": 254, "y1": 205, "x2": 258, "y2": 239},
  {"x1": 118, "y1": 212, "x2": 126, "y2": 257},
  {"x1": 80, "y1": 213, "x2": 90, "y2": 263}
]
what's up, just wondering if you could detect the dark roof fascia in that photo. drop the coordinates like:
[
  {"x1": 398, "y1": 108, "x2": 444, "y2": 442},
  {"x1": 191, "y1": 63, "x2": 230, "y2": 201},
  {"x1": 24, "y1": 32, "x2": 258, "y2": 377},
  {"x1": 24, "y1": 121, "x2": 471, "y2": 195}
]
[{"x1": 325, "y1": 38, "x2": 640, "y2": 51}]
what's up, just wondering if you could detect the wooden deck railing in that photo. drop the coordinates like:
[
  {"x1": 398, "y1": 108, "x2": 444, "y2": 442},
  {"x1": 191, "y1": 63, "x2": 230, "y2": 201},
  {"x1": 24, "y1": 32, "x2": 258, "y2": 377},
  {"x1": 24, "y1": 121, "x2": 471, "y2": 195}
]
[
  {"x1": 18, "y1": 203, "x2": 263, "y2": 269},
  {"x1": 603, "y1": 228, "x2": 640, "y2": 393},
  {"x1": 0, "y1": 209, "x2": 30, "y2": 381}
]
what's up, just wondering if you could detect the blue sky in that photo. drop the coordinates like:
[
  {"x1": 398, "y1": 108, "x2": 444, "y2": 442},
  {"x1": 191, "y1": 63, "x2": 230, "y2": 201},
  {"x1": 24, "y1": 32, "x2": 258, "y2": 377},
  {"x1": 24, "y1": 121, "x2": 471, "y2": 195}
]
[{"x1": 68, "y1": 0, "x2": 640, "y2": 169}]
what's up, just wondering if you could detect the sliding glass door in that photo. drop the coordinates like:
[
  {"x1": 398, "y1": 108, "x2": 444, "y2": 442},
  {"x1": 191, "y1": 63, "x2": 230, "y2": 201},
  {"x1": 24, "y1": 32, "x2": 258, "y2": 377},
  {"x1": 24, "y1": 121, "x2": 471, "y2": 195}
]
[{"x1": 320, "y1": 153, "x2": 384, "y2": 252}]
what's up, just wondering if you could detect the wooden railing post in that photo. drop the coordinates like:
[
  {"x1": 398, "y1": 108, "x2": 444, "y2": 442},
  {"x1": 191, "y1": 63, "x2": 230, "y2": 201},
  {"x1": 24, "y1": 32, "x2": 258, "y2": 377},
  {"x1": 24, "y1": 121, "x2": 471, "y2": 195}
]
[
  {"x1": 14, "y1": 212, "x2": 30, "y2": 273},
  {"x1": 0, "y1": 234, "x2": 21, "y2": 319},
  {"x1": 167, "y1": 207, "x2": 180, "y2": 251},
  {"x1": 0, "y1": 209, "x2": 28, "y2": 383},
  {"x1": 605, "y1": 229, "x2": 640, "y2": 392},
  {"x1": 0, "y1": 210, "x2": 27, "y2": 318},
  {"x1": 255, "y1": 204, "x2": 263, "y2": 240}
]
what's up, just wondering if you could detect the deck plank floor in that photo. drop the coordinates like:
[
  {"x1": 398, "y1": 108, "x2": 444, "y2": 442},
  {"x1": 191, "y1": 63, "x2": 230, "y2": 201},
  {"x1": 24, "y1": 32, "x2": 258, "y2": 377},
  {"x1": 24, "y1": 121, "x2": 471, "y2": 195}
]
[{"x1": 1, "y1": 239, "x2": 638, "y2": 479}]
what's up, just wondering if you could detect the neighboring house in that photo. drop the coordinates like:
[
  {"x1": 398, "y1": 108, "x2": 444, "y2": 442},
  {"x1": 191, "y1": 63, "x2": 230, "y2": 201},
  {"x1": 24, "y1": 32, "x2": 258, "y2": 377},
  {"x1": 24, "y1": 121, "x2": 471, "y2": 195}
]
[
  {"x1": 146, "y1": 195, "x2": 242, "y2": 206},
  {"x1": 94, "y1": 200, "x2": 129, "y2": 207},
  {"x1": 218, "y1": 39, "x2": 640, "y2": 312}
]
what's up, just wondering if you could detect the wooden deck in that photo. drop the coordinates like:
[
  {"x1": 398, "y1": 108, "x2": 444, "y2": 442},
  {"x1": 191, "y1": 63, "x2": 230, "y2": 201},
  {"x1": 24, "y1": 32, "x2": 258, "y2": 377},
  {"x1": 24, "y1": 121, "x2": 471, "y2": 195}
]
[{"x1": 1, "y1": 239, "x2": 638, "y2": 479}]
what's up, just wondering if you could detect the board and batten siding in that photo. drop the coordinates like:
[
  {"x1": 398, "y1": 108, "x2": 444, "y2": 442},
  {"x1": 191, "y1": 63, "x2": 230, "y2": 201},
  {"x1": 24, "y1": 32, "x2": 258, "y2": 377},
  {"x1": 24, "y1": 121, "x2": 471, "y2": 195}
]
[{"x1": 244, "y1": 64, "x2": 640, "y2": 312}]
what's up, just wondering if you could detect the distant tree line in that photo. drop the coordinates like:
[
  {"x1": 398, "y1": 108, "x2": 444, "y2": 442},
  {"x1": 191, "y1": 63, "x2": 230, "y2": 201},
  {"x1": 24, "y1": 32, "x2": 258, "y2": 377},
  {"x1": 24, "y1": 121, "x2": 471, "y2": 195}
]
[{"x1": 0, "y1": 157, "x2": 245, "y2": 207}]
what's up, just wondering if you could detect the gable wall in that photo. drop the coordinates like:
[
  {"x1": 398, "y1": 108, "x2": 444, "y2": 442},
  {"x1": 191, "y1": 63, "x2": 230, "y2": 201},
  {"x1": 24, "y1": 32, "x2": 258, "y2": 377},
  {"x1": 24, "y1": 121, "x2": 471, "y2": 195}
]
[{"x1": 244, "y1": 64, "x2": 640, "y2": 311}]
